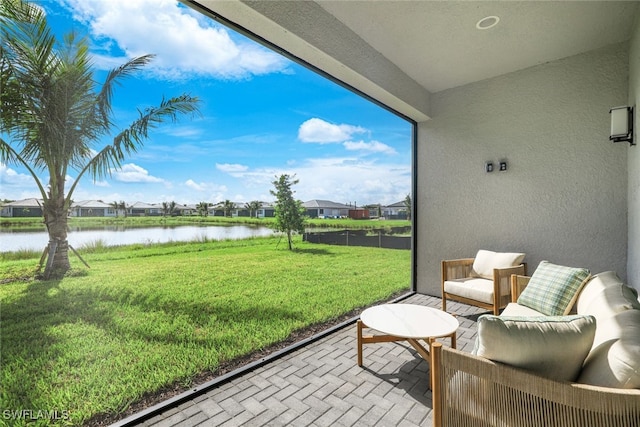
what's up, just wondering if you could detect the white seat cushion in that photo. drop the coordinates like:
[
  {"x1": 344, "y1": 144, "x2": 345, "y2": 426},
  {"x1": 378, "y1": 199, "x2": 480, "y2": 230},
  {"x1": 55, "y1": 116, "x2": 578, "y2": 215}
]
[
  {"x1": 501, "y1": 302, "x2": 544, "y2": 317},
  {"x1": 444, "y1": 277, "x2": 494, "y2": 304}
]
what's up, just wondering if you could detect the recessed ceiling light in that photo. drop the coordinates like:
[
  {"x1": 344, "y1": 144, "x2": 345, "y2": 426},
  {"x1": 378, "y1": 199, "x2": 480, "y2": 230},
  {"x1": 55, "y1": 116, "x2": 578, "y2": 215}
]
[{"x1": 476, "y1": 16, "x2": 500, "y2": 30}]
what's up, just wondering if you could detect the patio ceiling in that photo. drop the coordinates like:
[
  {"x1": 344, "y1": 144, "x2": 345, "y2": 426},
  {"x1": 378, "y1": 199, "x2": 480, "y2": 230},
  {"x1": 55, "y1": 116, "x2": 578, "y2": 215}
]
[
  {"x1": 314, "y1": 1, "x2": 638, "y2": 93},
  {"x1": 186, "y1": 1, "x2": 639, "y2": 121}
]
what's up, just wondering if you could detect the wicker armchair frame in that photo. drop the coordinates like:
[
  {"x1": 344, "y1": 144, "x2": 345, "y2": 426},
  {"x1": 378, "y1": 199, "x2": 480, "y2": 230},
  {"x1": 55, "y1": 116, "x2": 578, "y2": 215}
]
[{"x1": 431, "y1": 342, "x2": 640, "y2": 427}]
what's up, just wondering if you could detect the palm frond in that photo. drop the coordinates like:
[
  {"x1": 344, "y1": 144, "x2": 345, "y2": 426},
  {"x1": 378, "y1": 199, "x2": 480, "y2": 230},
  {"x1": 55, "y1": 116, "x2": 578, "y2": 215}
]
[
  {"x1": 84, "y1": 94, "x2": 201, "y2": 181},
  {"x1": 96, "y1": 54, "x2": 155, "y2": 125},
  {"x1": 0, "y1": 136, "x2": 48, "y2": 200}
]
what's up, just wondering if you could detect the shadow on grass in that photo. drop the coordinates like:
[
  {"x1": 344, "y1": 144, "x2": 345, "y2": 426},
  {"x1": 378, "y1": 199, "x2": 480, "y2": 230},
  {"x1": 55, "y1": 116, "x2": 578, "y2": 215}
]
[
  {"x1": 292, "y1": 247, "x2": 334, "y2": 255},
  {"x1": 0, "y1": 276, "x2": 308, "y2": 424}
]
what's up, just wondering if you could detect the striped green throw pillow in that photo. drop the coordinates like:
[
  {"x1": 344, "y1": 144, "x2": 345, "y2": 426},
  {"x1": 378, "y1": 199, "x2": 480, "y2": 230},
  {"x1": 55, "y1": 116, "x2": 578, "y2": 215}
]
[{"x1": 517, "y1": 261, "x2": 591, "y2": 316}]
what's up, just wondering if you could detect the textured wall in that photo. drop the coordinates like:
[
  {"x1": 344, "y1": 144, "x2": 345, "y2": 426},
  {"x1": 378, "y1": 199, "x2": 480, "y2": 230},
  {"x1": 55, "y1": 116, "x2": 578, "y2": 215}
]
[
  {"x1": 416, "y1": 44, "x2": 629, "y2": 296},
  {"x1": 628, "y1": 12, "x2": 640, "y2": 291}
]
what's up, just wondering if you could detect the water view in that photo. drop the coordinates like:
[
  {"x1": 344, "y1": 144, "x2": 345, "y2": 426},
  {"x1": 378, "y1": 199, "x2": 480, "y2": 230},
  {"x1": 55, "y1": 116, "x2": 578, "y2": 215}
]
[{"x1": 0, "y1": 225, "x2": 275, "y2": 252}]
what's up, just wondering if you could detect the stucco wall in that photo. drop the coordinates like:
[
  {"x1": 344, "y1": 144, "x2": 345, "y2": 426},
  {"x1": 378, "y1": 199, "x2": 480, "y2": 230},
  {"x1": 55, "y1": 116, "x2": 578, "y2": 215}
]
[
  {"x1": 416, "y1": 44, "x2": 629, "y2": 296},
  {"x1": 628, "y1": 11, "x2": 640, "y2": 291}
]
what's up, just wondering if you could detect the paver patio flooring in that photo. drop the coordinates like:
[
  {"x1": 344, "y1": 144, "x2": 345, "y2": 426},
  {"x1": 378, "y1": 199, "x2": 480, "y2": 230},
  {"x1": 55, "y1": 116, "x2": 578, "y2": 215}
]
[{"x1": 116, "y1": 294, "x2": 486, "y2": 427}]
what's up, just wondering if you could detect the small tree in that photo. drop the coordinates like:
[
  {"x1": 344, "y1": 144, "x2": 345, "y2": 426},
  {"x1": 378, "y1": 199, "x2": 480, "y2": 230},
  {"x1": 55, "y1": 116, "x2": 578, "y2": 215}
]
[
  {"x1": 270, "y1": 174, "x2": 306, "y2": 250},
  {"x1": 403, "y1": 193, "x2": 412, "y2": 221}
]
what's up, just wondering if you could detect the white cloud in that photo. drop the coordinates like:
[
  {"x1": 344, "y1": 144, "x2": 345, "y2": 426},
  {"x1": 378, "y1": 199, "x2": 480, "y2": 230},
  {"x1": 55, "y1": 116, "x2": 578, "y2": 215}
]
[
  {"x1": 0, "y1": 163, "x2": 35, "y2": 187},
  {"x1": 216, "y1": 163, "x2": 249, "y2": 174},
  {"x1": 298, "y1": 118, "x2": 367, "y2": 144},
  {"x1": 343, "y1": 140, "x2": 397, "y2": 155},
  {"x1": 216, "y1": 156, "x2": 410, "y2": 206},
  {"x1": 162, "y1": 126, "x2": 204, "y2": 138},
  {"x1": 0, "y1": 164, "x2": 46, "y2": 200},
  {"x1": 111, "y1": 163, "x2": 164, "y2": 183},
  {"x1": 291, "y1": 157, "x2": 410, "y2": 205},
  {"x1": 59, "y1": 0, "x2": 290, "y2": 80},
  {"x1": 185, "y1": 179, "x2": 206, "y2": 191}
]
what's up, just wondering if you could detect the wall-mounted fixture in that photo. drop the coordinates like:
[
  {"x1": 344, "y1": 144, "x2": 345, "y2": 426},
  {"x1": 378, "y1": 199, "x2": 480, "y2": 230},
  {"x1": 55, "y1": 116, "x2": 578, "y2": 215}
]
[
  {"x1": 485, "y1": 162, "x2": 494, "y2": 173},
  {"x1": 610, "y1": 106, "x2": 634, "y2": 146},
  {"x1": 499, "y1": 160, "x2": 508, "y2": 171},
  {"x1": 476, "y1": 16, "x2": 500, "y2": 30}
]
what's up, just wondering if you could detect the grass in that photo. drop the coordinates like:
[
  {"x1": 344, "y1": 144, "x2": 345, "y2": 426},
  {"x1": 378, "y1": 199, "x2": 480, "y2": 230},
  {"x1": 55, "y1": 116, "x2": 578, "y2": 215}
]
[{"x1": 0, "y1": 236, "x2": 411, "y2": 426}]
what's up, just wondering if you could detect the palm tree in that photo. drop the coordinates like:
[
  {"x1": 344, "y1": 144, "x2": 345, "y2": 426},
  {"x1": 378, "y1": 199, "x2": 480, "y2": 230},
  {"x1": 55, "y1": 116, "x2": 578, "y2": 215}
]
[
  {"x1": 118, "y1": 200, "x2": 127, "y2": 218},
  {"x1": 247, "y1": 200, "x2": 263, "y2": 218},
  {"x1": 196, "y1": 201, "x2": 209, "y2": 217},
  {"x1": 110, "y1": 201, "x2": 120, "y2": 218},
  {"x1": 0, "y1": 0, "x2": 201, "y2": 278},
  {"x1": 161, "y1": 201, "x2": 177, "y2": 217},
  {"x1": 222, "y1": 199, "x2": 236, "y2": 217}
]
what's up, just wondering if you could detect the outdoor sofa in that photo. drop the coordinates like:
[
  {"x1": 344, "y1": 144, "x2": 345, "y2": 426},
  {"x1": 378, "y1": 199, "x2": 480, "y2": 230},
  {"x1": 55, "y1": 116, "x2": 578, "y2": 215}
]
[{"x1": 431, "y1": 263, "x2": 640, "y2": 427}]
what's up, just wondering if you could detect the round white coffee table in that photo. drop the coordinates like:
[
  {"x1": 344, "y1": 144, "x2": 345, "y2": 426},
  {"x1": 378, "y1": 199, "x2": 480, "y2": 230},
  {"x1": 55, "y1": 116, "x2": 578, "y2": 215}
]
[{"x1": 357, "y1": 304, "x2": 459, "y2": 388}]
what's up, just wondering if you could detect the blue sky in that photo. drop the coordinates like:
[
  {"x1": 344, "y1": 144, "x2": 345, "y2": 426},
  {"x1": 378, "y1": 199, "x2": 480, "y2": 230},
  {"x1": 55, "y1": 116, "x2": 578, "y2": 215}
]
[{"x1": 1, "y1": 0, "x2": 412, "y2": 206}]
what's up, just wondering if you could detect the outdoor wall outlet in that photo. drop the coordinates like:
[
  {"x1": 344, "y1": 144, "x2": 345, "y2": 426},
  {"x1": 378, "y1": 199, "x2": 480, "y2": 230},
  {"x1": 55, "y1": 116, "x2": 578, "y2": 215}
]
[
  {"x1": 499, "y1": 161, "x2": 508, "y2": 171},
  {"x1": 485, "y1": 162, "x2": 494, "y2": 173}
]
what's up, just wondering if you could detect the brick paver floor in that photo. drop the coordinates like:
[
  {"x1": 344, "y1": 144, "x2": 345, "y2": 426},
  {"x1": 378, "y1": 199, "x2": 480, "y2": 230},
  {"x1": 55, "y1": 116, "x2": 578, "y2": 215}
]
[{"x1": 116, "y1": 294, "x2": 486, "y2": 427}]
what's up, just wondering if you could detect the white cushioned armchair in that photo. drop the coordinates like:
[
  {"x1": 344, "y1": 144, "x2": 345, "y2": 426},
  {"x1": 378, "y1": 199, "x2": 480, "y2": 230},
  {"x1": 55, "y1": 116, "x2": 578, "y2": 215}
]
[{"x1": 441, "y1": 250, "x2": 526, "y2": 315}]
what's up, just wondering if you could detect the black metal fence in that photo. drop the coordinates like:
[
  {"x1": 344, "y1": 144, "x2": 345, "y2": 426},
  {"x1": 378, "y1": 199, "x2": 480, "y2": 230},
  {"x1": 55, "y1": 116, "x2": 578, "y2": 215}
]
[{"x1": 303, "y1": 228, "x2": 411, "y2": 250}]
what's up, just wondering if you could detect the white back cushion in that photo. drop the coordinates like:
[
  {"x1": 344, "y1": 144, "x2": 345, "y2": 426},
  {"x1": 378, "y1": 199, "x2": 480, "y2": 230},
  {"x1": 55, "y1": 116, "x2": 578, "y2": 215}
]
[{"x1": 471, "y1": 250, "x2": 525, "y2": 280}]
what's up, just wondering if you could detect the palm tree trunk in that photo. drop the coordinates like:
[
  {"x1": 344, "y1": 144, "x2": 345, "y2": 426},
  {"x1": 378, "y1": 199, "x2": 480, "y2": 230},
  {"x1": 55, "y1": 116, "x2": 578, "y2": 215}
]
[{"x1": 43, "y1": 195, "x2": 70, "y2": 279}]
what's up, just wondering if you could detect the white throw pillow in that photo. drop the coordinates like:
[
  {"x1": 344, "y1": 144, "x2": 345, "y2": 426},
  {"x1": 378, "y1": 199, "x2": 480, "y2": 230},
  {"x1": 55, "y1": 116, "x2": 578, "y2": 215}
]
[
  {"x1": 578, "y1": 336, "x2": 640, "y2": 389},
  {"x1": 475, "y1": 314, "x2": 596, "y2": 382},
  {"x1": 470, "y1": 250, "x2": 525, "y2": 280},
  {"x1": 576, "y1": 271, "x2": 623, "y2": 314},
  {"x1": 581, "y1": 284, "x2": 640, "y2": 321}
]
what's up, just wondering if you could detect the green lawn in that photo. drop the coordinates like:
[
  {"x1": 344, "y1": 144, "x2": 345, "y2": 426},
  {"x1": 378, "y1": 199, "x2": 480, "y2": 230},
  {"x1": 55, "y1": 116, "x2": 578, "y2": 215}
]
[{"x1": 0, "y1": 237, "x2": 411, "y2": 426}]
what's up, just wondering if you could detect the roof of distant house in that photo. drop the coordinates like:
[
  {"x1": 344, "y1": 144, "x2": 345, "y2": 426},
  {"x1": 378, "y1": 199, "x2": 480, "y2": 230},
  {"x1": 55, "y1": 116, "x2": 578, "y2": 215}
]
[
  {"x1": 72, "y1": 200, "x2": 113, "y2": 208},
  {"x1": 2, "y1": 198, "x2": 43, "y2": 207},
  {"x1": 302, "y1": 199, "x2": 352, "y2": 209},
  {"x1": 386, "y1": 201, "x2": 407, "y2": 208}
]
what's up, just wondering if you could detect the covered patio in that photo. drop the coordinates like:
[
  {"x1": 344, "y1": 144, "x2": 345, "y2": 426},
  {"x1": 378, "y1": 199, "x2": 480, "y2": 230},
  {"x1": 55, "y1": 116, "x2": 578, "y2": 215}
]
[
  {"x1": 115, "y1": 1, "x2": 639, "y2": 425},
  {"x1": 115, "y1": 294, "x2": 484, "y2": 426}
]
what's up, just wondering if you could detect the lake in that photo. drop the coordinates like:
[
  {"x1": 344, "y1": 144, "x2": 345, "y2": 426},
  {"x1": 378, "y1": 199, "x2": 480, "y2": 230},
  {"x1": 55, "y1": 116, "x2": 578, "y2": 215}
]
[{"x1": 0, "y1": 224, "x2": 275, "y2": 252}]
